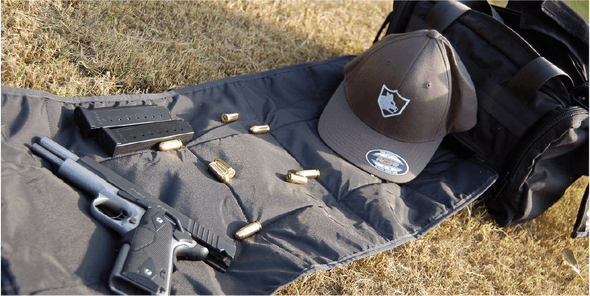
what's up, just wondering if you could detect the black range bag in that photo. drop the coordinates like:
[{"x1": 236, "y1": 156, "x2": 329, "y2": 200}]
[
  {"x1": 377, "y1": 0, "x2": 589, "y2": 237},
  {"x1": 1, "y1": 57, "x2": 497, "y2": 294}
]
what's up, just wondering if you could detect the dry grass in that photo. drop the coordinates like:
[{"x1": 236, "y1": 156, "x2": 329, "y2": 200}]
[
  {"x1": 279, "y1": 176, "x2": 589, "y2": 295},
  {"x1": 2, "y1": 1, "x2": 588, "y2": 295},
  {"x1": 1, "y1": 0, "x2": 385, "y2": 95}
]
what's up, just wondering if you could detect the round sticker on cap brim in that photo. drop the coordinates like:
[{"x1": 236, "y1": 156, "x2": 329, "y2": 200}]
[{"x1": 366, "y1": 149, "x2": 409, "y2": 176}]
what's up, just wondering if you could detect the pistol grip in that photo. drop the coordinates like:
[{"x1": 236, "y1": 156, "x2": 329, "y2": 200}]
[{"x1": 109, "y1": 208, "x2": 176, "y2": 295}]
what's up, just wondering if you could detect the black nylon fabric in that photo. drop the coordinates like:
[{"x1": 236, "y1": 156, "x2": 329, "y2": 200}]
[
  {"x1": 383, "y1": 0, "x2": 588, "y2": 233},
  {"x1": 1, "y1": 56, "x2": 497, "y2": 295}
]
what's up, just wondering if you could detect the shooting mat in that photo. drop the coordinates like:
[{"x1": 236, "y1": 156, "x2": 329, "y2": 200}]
[{"x1": 1, "y1": 56, "x2": 497, "y2": 294}]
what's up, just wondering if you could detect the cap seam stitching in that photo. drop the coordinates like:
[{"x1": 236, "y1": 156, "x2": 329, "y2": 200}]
[
  {"x1": 376, "y1": 37, "x2": 430, "y2": 136},
  {"x1": 345, "y1": 33, "x2": 431, "y2": 87},
  {"x1": 433, "y1": 38, "x2": 453, "y2": 137}
]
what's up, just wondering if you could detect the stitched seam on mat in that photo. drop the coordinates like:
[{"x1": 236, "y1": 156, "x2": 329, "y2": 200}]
[
  {"x1": 184, "y1": 146, "x2": 250, "y2": 222},
  {"x1": 91, "y1": 145, "x2": 250, "y2": 224},
  {"x1": 263, "y1": 128, "x2": 394, "y2": 239},
  {"x1": 1, "y1": 163, "x2": 108, "y2": 293},
  {"x1": 43, "y1": 98, "x2": 54, "y2": 137},
  {"x1": 259, "y1": 125, "x2": 497, "y2": 293},
  {"x1": 235, "y1": 81, "x2": 401, "y2": 243},
  {"x1": 263, "y1": 181, "x2": 489, "y2": 294},
  {"x1": 268, "y1": 121, "x2": 397, "y2": 239}
]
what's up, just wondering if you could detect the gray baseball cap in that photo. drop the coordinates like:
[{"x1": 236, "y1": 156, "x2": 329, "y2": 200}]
[{"x1": 318, "y1": 30, "x2": 477, "y2": 183}]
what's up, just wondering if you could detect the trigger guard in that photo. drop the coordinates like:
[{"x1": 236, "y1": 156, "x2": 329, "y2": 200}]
[
  {"x1": 173, "y1": 231, "x2": 209, "y2": 268},
  {"x1": 90, "y1": 193, "x2": 143, "y2": 235}
]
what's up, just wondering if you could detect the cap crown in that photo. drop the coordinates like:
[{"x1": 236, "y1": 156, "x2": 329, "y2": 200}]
[{"x1": 345, "y1": 30, "x2": 476, "y2": 143}]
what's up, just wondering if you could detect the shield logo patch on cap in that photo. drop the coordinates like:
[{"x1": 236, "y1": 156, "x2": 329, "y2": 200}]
[
  {"x1": 318, "y1": 30, "x2": 477, "y2": 183},
  {"x1": 377, "y1": 84, "x2": 410, "y2": 118}
]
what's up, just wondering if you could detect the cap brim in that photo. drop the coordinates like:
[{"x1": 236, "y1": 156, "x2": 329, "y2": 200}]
[{"x1": 318, "y1": 81, "x2": 442, "y2": 183}]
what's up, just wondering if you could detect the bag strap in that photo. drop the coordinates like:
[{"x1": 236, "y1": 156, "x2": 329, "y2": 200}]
[
  {"x1": 572, "y1": 184, "x2": 589, "y2": 238},
  {"x1": 458, "y1": 53, "x2": 540, "y2": 137},
  {"x1": 384, "y1": 0, "x2": 575, "y2": 101},
  {"x1": 461, "y1": 1, "x2": 505, "y2": 23},
  {"x1": 397, "y1": 0, "x2": 577, "y2": 138},
  {"x1": 507, "y1": 0, "x2": 589, "y2": 45},
  {"x1": 404, "y1": 1, "x2": 541, "y2": 138},
  {"x1": 377, "y1": 0, "x2": 589, "y2": 239},
  {"x1": 424, "y1": 0, "x2": 470, "y2": 32},
  {"x1": 508, "y1": 57, "x2": 574, "y2": 103},
  {"x1": 374, "y1": 11, "x2": 394, "y2": 44}
]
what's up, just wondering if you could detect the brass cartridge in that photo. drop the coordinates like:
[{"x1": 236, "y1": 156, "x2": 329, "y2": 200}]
[
  {"x1": 295, "y1": 169, "x2": 320, "y2": 179},
  {"x1": 221, "y1": 113, "x2": 240, "y2": 123},
  {"x1": 213, "y1": 158, "x2": 236, "y2": 178},
  {"x1": 249, "y1": 124, "x2": 270, "y2": 134},
  {"x1": 158, "y1": 139, "x2": 183, "y2": 151},
  {"x1": 208, "y1": 159, "x2": 235, "y2": 184},
  {"x1": 285, "y1": 172, "x2": 308, "y2": 184},
  {"x1": 235, "y1": 221, "x2": 262, "y2": 240}
]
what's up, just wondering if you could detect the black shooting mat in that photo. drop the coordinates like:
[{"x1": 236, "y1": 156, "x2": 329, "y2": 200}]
[{"x1": 1, "y1": 56, "x2": 497, "y2": 294}]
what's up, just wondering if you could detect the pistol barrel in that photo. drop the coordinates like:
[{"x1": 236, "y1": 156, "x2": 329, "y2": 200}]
[
  {"x1": 31, "y1": 144, "x2": 65, "y2": 167},
  {"x1": 39, "y1": 137, "x2": 79, "y2": 161}
]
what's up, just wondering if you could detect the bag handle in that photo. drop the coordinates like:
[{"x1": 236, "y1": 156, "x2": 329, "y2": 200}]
[
  {"x1": 425, "y1": 0, "x2": 470, "y2": 32},
  {"x1": 375, "y1": 0, "x2": 506, "y2": 43},
  {"x1": 402, "y1": 1, "x2": 542, "y2": 137},
  {"x1": 572, "y1": 184, "x2": 589, "y2": 238},
  {"x1": 374, "y1": 11, "x2": 394, "y2": 44},
  {"x1": 396, "y1": 0, "x2": 574, "y2": 137},
  {"x1": 374, "y1": 0, "x2": 494, "y2": 44},
  {"x1": 508, "y1": 57, "x2": 574, "y2": 103}
]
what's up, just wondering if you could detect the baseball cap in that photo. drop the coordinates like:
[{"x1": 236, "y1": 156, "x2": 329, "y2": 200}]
[{"x1": 318, "y1": 30, "x2": 477, "y2": 183}]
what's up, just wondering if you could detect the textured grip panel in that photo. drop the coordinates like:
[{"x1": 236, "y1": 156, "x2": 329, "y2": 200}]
[{"x1": 115, "y1": 208, "x2": 174, "y2": 295}]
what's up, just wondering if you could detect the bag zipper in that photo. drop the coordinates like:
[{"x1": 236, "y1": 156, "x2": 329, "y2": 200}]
[{"x1": 503, "y1": 107, "x2": 588, "y2": 186}]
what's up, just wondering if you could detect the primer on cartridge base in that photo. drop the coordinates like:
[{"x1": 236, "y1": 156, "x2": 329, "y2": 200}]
[
  {"x1": 285, "y1": 173, "x2": 308, "y2": 184},
  {"x1": 221, "y1": 113, "x2": 240, "y2": 123}
]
